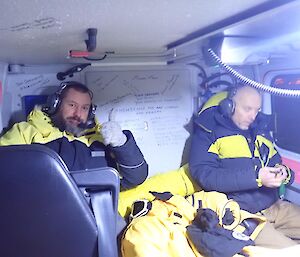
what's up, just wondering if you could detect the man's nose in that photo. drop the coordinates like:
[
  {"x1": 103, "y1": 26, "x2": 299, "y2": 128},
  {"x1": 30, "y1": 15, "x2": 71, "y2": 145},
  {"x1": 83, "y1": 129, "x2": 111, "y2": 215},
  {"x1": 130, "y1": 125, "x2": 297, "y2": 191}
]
[
  {"x1": 250, "y1": 111, "x2": 257, "y2": 121},
  {"x1": 73, "y1": 106, "x2": 81, "y2": 118}
]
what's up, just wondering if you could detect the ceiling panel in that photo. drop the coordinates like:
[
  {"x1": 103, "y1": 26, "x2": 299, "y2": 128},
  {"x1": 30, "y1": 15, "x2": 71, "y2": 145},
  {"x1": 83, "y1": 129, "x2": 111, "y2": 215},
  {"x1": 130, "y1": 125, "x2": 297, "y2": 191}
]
[{"x1": 0, "y1": 0, "x2": 293, "y2": 64}]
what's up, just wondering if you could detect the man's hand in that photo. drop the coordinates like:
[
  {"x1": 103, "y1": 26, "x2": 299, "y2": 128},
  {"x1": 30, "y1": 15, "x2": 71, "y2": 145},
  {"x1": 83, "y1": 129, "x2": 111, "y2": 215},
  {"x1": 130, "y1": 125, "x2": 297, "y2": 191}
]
[
  {"x1": 101, "y1": 109, "x2": 127, "y2": 147},
  {"x1": 258, "y1": 166, "x2": 288, "y2": 188}
]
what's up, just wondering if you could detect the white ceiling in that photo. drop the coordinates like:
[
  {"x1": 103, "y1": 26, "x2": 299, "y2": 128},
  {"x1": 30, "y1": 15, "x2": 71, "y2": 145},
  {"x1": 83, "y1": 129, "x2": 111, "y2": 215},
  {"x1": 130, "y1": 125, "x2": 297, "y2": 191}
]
[{"x1": 0, "y1": 0, "x2": 298, "y2": 65}]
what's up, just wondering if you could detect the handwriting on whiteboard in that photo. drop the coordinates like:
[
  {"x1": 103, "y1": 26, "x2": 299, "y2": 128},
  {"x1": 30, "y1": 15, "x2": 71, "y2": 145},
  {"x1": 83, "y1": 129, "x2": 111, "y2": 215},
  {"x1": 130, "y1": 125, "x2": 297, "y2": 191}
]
[
  {"x1": 86, "y1": 69, "x2": 193, "y2": 175},
  {"x1": 15, "y1": 75, "x2": 50, "y2": 91}
]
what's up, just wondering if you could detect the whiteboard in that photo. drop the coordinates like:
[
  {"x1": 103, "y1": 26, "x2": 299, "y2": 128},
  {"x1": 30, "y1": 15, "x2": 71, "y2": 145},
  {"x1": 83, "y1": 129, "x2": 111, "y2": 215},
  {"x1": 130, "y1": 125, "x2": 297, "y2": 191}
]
[{"x1": 85, "y1": 67, "x2": 195, "y2": 176}]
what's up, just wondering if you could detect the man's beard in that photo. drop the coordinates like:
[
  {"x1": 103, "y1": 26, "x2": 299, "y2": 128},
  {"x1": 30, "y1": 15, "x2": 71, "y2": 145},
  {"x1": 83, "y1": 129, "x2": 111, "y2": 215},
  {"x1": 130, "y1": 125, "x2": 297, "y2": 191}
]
[{"x1": 51, "y1": 113, "x2": 88, "y2": 137}]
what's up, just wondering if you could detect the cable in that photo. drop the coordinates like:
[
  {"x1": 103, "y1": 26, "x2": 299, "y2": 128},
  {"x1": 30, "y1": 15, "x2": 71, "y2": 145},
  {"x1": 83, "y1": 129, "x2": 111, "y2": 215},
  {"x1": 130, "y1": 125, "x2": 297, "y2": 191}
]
[
  {"x1": 84, "y1": 54, "x2": 107, "y2": 61},
  {"x1": 208, "y1": 49, "x2": 300, "y2": 97},
  {"x1": 208, "y1": 80, "x2": 233, "y2": 89},
  {"x1": 189, "y1": 63, "x2": 207, "y2": 80},
  {"x1": 200, "y1": 72, "x2": 236, "y2": 89}
]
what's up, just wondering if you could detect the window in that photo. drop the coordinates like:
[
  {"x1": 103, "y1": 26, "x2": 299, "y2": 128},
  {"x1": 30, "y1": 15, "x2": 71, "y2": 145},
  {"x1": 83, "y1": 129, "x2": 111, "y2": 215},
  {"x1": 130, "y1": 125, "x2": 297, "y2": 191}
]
[{"x1": 271, "y1": 74, "x2": 300, "y2": 154}]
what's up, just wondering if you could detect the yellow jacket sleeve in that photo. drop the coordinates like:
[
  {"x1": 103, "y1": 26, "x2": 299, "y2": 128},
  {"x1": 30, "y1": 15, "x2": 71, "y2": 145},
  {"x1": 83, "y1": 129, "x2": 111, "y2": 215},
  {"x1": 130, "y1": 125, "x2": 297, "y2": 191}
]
[
  {"x1": 118, "y1": 164, "x2": 200, "y2": 217},
  {"x1": 0, "y1": 122, "x2": 36, "y2": 146}
]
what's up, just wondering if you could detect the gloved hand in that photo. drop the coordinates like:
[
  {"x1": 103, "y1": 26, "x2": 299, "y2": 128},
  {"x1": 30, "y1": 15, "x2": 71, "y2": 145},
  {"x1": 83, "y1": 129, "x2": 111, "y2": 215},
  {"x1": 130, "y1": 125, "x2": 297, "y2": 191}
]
[{"x1": 101, "y1": 109, "x2": 127, "y2": 147}]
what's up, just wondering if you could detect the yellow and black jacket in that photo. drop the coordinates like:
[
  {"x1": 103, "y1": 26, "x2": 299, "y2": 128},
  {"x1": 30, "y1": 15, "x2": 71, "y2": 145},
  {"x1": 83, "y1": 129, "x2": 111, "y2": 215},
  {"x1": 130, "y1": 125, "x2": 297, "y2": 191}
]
[
  {"x1": 189, "y1": 92, "x2": 293, "y2": 213},
  {"x1": 121, "y1": 192, "x2": 266, "y2": 257},
  {"x1": 0, "y1": 108, "x2": 148, "y2": 189}
]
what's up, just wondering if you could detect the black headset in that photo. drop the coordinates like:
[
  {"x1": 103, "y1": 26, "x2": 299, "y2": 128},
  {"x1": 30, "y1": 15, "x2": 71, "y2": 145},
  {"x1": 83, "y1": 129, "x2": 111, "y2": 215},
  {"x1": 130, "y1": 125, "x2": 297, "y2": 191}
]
[
  {"x1": 218, "y1": 87, "x2": 238, "y2": 118},
  {"x1": 45, "y1": 81, "x2": 97, "y2": 124}
]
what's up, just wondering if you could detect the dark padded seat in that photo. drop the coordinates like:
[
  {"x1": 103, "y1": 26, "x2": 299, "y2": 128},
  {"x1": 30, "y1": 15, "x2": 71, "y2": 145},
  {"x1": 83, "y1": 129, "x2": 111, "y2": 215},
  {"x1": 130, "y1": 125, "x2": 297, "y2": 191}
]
[{"x1": 0, "y1": 144, "x2": 119, "y2": 257}]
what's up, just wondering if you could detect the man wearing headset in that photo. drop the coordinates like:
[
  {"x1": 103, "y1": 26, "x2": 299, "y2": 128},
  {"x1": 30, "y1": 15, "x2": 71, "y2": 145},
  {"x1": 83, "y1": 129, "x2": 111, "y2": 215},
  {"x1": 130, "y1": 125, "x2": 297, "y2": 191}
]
[
  {"x1": 189, "y1": 85, "x2": 300, "y2": 248},
  {"x1": 0, "y1": 81, "x2": 148, "y2": 190}
]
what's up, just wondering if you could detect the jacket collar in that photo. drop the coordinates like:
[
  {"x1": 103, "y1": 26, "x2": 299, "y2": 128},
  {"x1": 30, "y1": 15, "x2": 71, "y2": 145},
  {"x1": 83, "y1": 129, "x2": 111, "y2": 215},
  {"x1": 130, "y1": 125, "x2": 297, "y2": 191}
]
[
  {"x1": 27, "y1": 108, "x2": 101, "y2": 139},
  {"x1": 195, "y1": 105, "x2": 267, "y2": 136}
]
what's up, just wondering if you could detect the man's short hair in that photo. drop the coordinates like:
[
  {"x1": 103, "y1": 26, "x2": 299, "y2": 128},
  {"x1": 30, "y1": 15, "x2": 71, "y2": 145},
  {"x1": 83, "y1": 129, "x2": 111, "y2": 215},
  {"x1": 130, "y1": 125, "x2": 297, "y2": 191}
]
[{"x1": 59, "y1": 81, "x2": 93, "y2": 100}]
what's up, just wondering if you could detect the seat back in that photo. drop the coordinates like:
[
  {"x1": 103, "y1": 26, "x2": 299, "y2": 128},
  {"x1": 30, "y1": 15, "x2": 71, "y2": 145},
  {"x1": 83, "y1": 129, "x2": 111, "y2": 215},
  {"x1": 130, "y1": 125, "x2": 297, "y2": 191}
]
[{"x1": 0, "y1": 144, "x2": 118, "y2": 257}]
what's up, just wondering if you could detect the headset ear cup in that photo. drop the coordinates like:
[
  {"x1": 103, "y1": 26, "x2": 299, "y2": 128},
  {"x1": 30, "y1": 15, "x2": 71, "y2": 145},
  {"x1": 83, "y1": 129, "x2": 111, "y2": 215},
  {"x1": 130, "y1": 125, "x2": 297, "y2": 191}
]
[
  {"x1": 219, "y1": 98, "x2": 235, "y2": 118},
  {"x1": 45, "y1": 93, "x2": 60, "y2": 115},
  {"x1": 87, "y1": 104, "x2": 97, "y2": 125}
]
